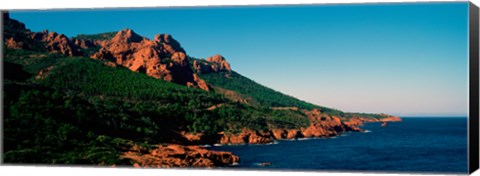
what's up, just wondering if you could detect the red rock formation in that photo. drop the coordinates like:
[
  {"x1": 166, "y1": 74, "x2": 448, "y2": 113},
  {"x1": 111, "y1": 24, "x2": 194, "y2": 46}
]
[
  {"x1": 73, "y1": 38, "x2": 96, "y2": 49},
  {"x1": 121, "y1": 144, "x2": 239, "y2": 168},
  {"x1": 272, "y1": 129, "x2": 288, "y2": 139},
  {"x1": 206, "y1": 54, "x2": 231, "y2": 72},
  {"x1": 154, "y1": 34, "x2": 185, "y2": 55},
  {"x1": 191, "y1": 74, "x2": 210, "y2": 91},
  {"x1": 93, "y1": 29, "x2": 208, "y2": 90},
  {"x1": 344, "y1": 114, "x2": 402, "y2": 124},
  {"x1": 5, "y1": 37, "x2": 24, "y2": 49},
  {"x1": 343, "y1": 117, "x2": 365, "y2": 127},
  {"x1": 91, "y1": 29, "x2": 210, "y2": 91},
  {"x1": 378, "y1": 115, "x2": 402, "y2": 122},
  {"x1": 219, "y1": 129, "x2": 273, "y2": 145},
  {"x1": 193, "y1": 55, "x2": 232, "y2": 74},
  {"x1": 30, "y1": 30, "x2": 79, "y2": 56},
  {"x1": 180, "y1": 109, "x2": 398, "y2": 145},
  {"x1": 3, "y1": 14, "x2": 43, "y2": 51},
  {"x1": 287, "y1": 129, "x2": 304, "y2": 139}
]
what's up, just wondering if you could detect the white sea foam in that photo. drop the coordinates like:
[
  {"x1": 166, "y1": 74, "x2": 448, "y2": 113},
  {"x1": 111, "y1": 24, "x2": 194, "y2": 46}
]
[
  {"x1": 297, "y1": 137, "x2": 313, "y2": 141},
  {"x1": 265, "y1": 141, "x2": 279, "y2": 145}
]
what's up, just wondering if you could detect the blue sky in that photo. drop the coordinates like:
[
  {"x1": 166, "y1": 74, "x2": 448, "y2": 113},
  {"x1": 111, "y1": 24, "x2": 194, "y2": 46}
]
[{"x1": 10, "y1": 2, "x2": 469, "y2": 116}]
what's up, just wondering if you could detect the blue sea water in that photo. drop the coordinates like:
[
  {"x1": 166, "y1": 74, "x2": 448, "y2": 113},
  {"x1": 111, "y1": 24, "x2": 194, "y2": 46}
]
[{"x1": 211, "y1": 118, "x2": 468, "y2": 174}]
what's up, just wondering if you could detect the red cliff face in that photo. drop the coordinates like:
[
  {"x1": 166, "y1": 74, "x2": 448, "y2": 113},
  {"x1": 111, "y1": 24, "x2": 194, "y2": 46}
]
[
  {"x1": 91, "y1": 29, "x2": 210, "y2": 91},
  {"x1": 219, "y1": 129, "x2": 274, "y2": 145},
  {"x1": 5, "y1": 37, "x2": 24, "y2": 49},
  {"x1": 154, "y1": 34, "x2": 185, "y2": 55},
  {"x1": 4, "y1": 15, "x2": 211, "y2": 91},
  {"x1": 301, "y1": 111, "x2": 359, "y2": 138},
  {"x1": 206, "y1": 54, "x2": 232, "y2": 72},
  {"x1": 182, "y1": 108, "x2": 365, "y2": 145},
  {"x1": 4, "y1": 14, "x2": 79, "y2": 56},
  {"x1": 30, "y1": 30, "x2": 79, "y2": 56},
  {"x1": 72, "y1": 38, "x2": 96, "y2": 49},
  {"x1": 193, "y1": 54, "x2": 232, "y2": 75}
]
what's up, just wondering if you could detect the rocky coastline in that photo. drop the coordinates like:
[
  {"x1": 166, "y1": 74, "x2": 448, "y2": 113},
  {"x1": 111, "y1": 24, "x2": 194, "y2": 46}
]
[
  {"x1": 124, "y1": 110, "x2": 401, "y2": 168},
  {"x1": 3, "y1": 13, "x2": 402, "y2": 168}
]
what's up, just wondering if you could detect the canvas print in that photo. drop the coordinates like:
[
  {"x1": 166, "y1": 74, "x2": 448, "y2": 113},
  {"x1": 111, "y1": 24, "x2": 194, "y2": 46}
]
[{"x1": 2, "y1": 2, "x2": 473, "y2": 174}]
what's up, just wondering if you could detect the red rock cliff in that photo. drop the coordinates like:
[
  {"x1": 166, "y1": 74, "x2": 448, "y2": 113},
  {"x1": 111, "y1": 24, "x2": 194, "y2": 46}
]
[
  {"x1": 91, "y1": 29, "x2": 209, "y2": 91},
  {"x1": 193, "y1": 54, "x2": 232, "y2": 75},
  {"x1": 30, "y1": 30, "x2": 79, "y2": 56},
  {"x1": 4, "y1": 14, "x2": 78, "y2": 56}
]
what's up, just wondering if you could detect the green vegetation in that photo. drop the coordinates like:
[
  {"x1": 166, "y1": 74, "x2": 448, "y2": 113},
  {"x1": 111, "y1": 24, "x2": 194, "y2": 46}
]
[
  {"x1": 3, "y1": 17, "x2": 395, "y2": 166},
  {"x1": 199, "y1": 68, "x2": 344, "y2": 116},
  {"x1": 3, "y1": 87, "x2": 146, "y2": 164},
  {"x1": 344, "y1": 112, "x2": 390, "y2": 120},
  {"x1": 70, "y1": 32, "x2": 117, "y2": 56},
  {"x1": 3, "y1": 51, "x2": 312, "y2": 164},
  {"x1": 71, "y1": 32, "x2": 117, "y2": 41},
  {"x1": 268, "y1": 109, "x2": 310, "y2": 129},
  {"x1": 4, "y1": 49, "x2": 64, "y2": 75}
]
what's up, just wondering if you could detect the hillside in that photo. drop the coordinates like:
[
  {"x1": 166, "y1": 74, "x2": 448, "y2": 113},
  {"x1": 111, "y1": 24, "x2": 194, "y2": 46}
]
[
  {"x1": 2, "y1": 14, "x2": 401, "y2": 167},
  {"x1": 199, "y1": 69, "x2": 343, "y2": 114}
]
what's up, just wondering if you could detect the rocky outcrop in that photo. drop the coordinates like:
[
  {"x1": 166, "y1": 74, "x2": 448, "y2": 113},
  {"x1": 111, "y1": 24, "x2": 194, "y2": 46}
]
[
  {"x1": 30, "y1": 30, "x2": 79, "y2": 56},
  {"x1": 343, "y1": 114, "x2": 402, "y2": 126},
  {"x1": 3, "y1": 13, "x2": 42, "y2": 51},
  {"x1": 121, "y1": 144, "x2": 239, "y2": 168},
  {"x1": 91, "y1": 29, "x2": 210, "y2": 91},
  {"x1": 193, "y1": 54, "x2": 232, "y2": 74},
  {"x1": 191, "y1": 74, "x2": 210, "y2": 91},
  {"x1": 219, "y1": 129, "x2": 274, "y2": 145},
  {"x1": 206, "y1": 54, "x2": 231, "y2": 72},
  {"x1": 3, "y1": 14, "x2": 79, "y2": 56},
  {"x1": 4, "y1": 15, "x2": 211, "y2": 90},
  {"x1": 300, "y1": 109, "x2": 361, "y2": 138},
  {"x1": 377, "y1": 115, "x2": 402, "y2": 122},
  {"x1": 73, "y1": 38, "x2": 96, "y2": 49},
  {"x1": 5, "y1": 37, "x2": 24, "y2": 49},
  {"x1": 154, "y1": 34, "x2": 185, "y2": 55},
  {"x1": 343, "y1": 117, "x2": 365, "y2": 127},
  {"x1": 180, "y1": 109, "x2": 365, "y2": 145}
]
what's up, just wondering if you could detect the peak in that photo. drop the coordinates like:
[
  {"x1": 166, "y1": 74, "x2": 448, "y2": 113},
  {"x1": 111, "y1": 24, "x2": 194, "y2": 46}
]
[
  {"x1": 120, "y1": 28, "x2": 136, "y2": 35},
  {"x1": 112, "y1": 28, "x2": 143, "y2": 43},
  {"x1": 153, "y1": 33, "x2": 185, "y2": 54},
  {"x1": 122, "y1": 28, "x2": 133, "y2": 32},
  {"x1": 205, "y1": 54, "x2": 231, "y2": 72},
  {"x1": 207, "y1": 54, "x2": 226, "y2": 61}
]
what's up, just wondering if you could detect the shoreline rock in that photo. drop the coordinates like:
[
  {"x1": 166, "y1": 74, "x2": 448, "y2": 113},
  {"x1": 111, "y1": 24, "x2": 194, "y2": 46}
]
[
  {"x1": 181, "y1": 109, "x2": 372, "y2": 146},
  {"x1": 121, "y1": 144, "x2": 239, "y2": 168}
]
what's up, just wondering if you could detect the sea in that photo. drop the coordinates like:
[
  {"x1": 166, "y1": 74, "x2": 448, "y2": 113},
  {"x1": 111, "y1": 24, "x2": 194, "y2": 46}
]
[{"x1": 210, "y1": 117, "x2": 468, "y2": 174}]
